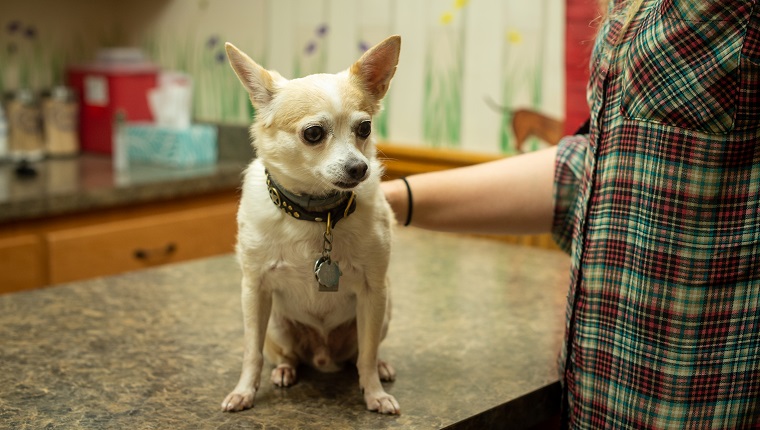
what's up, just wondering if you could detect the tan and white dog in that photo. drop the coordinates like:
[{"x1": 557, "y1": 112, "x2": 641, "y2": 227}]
[{"x1": 221, "y1": 36, "x2": 401, "y2": 415}]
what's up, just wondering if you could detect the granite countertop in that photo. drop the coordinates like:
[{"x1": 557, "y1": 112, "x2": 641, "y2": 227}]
[
  {"x1": 0, "y1": 125, "x2": 251, "y2": 224},
  {"x1": 0, "y1": 228, "x2": 570, "y2": 429}
]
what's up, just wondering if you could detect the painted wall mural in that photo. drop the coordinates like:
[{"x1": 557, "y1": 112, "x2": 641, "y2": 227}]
[
  {"x1": 0, "y1": 2, "x2": 123, "y2": 95},
  {"x1": 0, "y1": 0, "x2": 566, "y2": 156}
]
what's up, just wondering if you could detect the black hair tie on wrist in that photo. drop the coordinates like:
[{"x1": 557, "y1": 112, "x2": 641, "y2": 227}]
[{"x1": 400, "y1": 177, "x2": 413, "y2": 227}]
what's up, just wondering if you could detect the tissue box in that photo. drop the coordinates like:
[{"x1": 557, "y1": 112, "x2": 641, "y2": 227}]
[{"x1": 124, "y1": 124, "x2": 218, "y2": 168}]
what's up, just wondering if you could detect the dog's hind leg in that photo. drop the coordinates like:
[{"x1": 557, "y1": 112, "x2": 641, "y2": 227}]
[
  {"x1": 264, "y1": 324, "x2": 299, "y2": 387},
  {"x1": 377, "y1": 359, "x2": 395, "y2": 382},
  {"x1": 265, "y1": 337, "x2": 299, "y2": 387},
  {"x1": 271, "y1": 364, "x2": 297, "y2": 387},
  {"x1": 376, "y1": 312, "x2": 395, "y2": 382}
]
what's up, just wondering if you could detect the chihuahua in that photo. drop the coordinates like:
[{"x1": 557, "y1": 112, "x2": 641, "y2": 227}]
[{"x1": 221, "y1": 36, "x2": 401, "y2": 415}]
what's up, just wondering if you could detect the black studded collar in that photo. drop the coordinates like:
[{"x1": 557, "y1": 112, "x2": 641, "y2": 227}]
[{"x1": 265, "y1": 170, "x2": 357, "y2": 228}]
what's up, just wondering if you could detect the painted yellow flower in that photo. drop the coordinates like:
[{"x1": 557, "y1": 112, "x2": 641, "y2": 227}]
[
  {"x1": 507, "y1": 29, "x2": 523, "y2": 44},
  {"x1": 454, "y1": 0, "x2": 470, "y2": 8},
  {"x1": 440, "y1": 12, "x2": 454, "y2": 25}
]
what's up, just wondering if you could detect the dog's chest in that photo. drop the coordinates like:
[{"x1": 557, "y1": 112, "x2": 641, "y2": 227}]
[
  {"x1": 263, "y1": 250, "x2": 361, "y2": 327},
  {"x1": 255, "y1": 231, "x2": 363, "y2": 318}
]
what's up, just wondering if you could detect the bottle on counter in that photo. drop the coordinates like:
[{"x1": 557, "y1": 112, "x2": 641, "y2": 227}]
[
  {"x1": 0, "y1": 102, "x2": 8, "y2": 161},
  {"x1": 7, "y1": 89, "x2": 44, "y2": 161},
  {"x1": 0, "y1": 100, "x2": 8, "y2": 202},
  {"x1": 42, "y1": 86, "x2": 80, "y2": 157},
  {"x1": 113, "y1": 110, "x2": 129, "y2": 172}
]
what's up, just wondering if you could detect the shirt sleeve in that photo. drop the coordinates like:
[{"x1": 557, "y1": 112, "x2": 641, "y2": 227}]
[{"x1": 552, "y1": 134, "x2": 589, "y2": 255}]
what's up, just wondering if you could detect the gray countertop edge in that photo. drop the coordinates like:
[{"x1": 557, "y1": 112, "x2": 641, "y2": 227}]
[{"x1": 446, "y1": 382, "x2": 561, "y2": 429}]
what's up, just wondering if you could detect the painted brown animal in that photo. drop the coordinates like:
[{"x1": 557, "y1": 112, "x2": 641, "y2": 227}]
[
  {"x1": 511, "y1": 109, "x2": 564, "y2": 152},
  {"x1": 485, "y1": 97, "x2": 564, "y2": 152}
]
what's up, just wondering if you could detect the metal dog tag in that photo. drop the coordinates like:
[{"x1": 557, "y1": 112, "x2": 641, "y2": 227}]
[{"x1": 314, "y1": 256, "x2": 341, "y2": 292}]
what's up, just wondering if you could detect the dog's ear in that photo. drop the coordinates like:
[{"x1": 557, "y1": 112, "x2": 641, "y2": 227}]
[
  {"x1": 349, "y1": 35, "x2": 401, "y2": 102},
  {"x1": 225, "y1": 42, "x2": 279, "y2": 108}
]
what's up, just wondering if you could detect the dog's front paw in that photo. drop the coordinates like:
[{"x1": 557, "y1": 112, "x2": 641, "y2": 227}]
[
  {"x1": 271, "y1": 364, "x2": 297, "y2": 387},
  {"x1": 221, "y1": 390, "x2": 255, "y2": 412},
  {"x1": 364, "y1": 391, "x2": 400, "y2": 415}
]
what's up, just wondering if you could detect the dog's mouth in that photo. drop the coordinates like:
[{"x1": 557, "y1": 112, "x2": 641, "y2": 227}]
[{"x1": 333, "y1": 180, "x2": 361, "y2": 190}]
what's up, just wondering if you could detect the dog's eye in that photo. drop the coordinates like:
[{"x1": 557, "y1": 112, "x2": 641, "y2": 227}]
[
  {"x1": 356, "y1": 121, "x2": 371, "y2": 139},
  {"x1": 303, "y1": 125, "x2": 325, "y2": 144}
]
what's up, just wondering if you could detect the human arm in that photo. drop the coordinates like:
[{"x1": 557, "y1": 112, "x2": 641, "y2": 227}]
[{"x1": 381, "y1": 146, "x2": 558, "y2": 235}]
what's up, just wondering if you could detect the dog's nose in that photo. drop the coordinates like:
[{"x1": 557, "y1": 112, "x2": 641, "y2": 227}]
[{"x1": 346, "y1": 160, "x2": 368, "y2": 181}]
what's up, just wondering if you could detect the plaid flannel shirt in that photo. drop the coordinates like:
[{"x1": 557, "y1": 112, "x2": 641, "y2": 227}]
[{"x1": 552, "y1": 0, "x2": 760, "y2": 428}]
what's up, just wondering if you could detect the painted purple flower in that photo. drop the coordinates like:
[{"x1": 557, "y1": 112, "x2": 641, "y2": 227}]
[
  {"x1": 6, "y1": 20, "x2": 21, "y2": 34},
  {"x1": 207, "y1": 35, "x2": 219, "y2": 49},
  {"x1": 316, "y1": 24, "x2": 328, "y2": 37},
  {"x1": 358, "y1": 41, "x2": 370, "y2": 53},
  {"x1": 304, "y1": 40, "x2": 317, "y2": 56},
  {"x1": 24, "y1": 25, "x2": 36, "y2": 39}
]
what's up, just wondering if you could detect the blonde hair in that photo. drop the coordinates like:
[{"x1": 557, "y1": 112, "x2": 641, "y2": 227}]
[{"x1": 598, "y1": 0, "x2": 647, "y2": 44}]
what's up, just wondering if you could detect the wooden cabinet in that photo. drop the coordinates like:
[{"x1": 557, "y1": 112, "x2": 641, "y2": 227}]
[
  {"x1": 377, "y1": 142, "x2": 500, "y2": 179},
  {"x1": 47, "y1": 201, "x2": 237, "y2": 284},
  {"x1": 0, "y1": 234, "x2": 46, "y2": 293},
  {"x1": 0, "y1": 190, "x2": 238, "y2": 293}
]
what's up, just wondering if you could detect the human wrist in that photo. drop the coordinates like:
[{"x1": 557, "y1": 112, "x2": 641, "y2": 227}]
[
  {"x1": 381, "y1": 178, "x2": 412, "y2": 226},
  {"x1": 399, "y1": 177, "x2": 413, "y2": 226}
]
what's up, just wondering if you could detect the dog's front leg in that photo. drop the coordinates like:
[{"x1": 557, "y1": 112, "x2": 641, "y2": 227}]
[
  {"x1": 356, "y1": 279, "x2": 399, "y2": 414},
  {"x1": 222, "y1": 275, "x2": 272, "y2": 412}
]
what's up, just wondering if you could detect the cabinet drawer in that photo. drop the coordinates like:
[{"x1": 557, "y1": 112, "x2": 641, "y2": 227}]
[
  {"x1": 47, "y1": 202, "x2": 237, "y2": 284},
  {"x1": 0, "y1": 234, "x2": 45, "y2": 293}
]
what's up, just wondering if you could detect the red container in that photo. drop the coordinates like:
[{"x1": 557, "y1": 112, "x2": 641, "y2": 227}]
[{"x1": 67, "y1": 64, "x2": 158, "y2": 154}]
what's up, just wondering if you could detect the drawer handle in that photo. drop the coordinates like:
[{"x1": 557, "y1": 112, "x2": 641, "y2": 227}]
[{"x1": 133, "y1": 243, "x2": 177, "y2": 261}]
